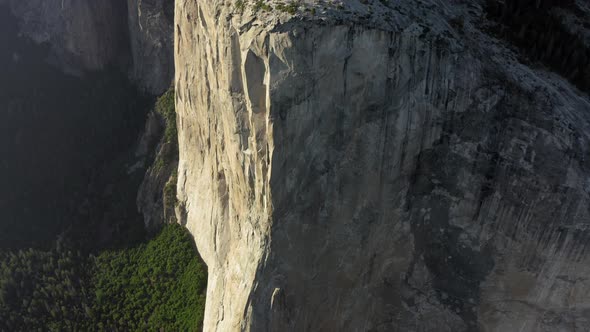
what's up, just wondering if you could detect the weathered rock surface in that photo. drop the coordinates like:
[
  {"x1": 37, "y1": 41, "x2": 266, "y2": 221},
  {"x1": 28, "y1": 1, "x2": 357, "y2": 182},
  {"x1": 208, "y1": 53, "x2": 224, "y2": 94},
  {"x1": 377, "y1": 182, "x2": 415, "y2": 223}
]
[{"x1": 175, "y1": 0, "x2": 590, "y2": 331}]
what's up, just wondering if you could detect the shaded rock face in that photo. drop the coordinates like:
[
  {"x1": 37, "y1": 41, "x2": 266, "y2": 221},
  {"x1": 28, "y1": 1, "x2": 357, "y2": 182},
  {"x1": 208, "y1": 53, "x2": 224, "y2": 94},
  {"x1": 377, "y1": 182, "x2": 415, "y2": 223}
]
[
  {"x1": 1, "y1": 0, "x2": 174, "y2": 94},
  {"x1": 1, "y1": 0, "x2": 129, "y2": 73},
  {"x1": 137, "y1": 90, "x2": 179, "y2": 231},
  {"x1": 127, "y1": 0, "x2": 175, "y2": 94},
  {"x1": 486, "y1": 0, "x2": 590, "y2": 92},
  {"x1": 135, "y1": 111, "x2": 168, "y2": 230},
  {"x1": 176, "y1": 1, "x2": 590, "y2": 331},
  {"x1": 0, "y1": 6, "x2": 150, "y2": 249}
]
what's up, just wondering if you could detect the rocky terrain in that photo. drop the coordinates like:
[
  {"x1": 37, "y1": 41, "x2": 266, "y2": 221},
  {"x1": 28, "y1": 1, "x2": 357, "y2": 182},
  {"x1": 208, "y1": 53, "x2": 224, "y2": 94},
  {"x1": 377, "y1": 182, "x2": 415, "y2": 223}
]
[{"x1": 174, "y1": 0, "x2": 590, "y2": 331}]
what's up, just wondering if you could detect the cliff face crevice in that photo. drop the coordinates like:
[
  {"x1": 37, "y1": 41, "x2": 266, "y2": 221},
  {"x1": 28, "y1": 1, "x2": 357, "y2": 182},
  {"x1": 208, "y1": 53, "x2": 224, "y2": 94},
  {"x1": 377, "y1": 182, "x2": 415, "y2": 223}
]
[{"x1": 176, "y1": 1, "x2": 590, "y2": 331}]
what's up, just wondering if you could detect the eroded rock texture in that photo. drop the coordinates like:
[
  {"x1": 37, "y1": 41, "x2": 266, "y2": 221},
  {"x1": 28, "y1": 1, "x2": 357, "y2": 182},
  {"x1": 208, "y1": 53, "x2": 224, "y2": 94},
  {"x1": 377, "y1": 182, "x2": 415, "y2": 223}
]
[{"x1": 175, "y1": 0, "x2": 590, "y2": 331}]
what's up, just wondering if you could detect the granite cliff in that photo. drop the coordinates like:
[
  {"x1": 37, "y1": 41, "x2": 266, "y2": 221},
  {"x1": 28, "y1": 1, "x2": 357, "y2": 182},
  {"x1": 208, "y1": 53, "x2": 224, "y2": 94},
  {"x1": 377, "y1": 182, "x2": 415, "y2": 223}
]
[{"x1": 174, "y1": 0, "x2": 590, "y2": 331}]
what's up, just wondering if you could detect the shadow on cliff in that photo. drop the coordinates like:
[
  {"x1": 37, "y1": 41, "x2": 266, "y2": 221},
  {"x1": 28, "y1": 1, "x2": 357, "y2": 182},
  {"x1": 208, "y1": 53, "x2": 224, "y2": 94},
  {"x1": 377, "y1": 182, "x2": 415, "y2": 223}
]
[{"x1": 0, "y1": 6, "x2": 152, "y2": 250}]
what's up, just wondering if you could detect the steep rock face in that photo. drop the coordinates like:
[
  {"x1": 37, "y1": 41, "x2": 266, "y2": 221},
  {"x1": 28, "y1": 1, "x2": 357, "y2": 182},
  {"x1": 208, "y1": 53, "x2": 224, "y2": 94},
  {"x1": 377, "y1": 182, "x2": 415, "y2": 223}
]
[
  {"x1": 175, "y1": 2, "x2": 273, "y2": 330},
  {"x1": 0, "y1": 0, "x2": 129, "y2": 73},
  {"x1": 127, "y1": 0, "x2": 175, "y2": 94},
  {"x1": 175, "y1": 1, "x2": 590, "y2": 331},
  {"x1": 137, "y1": 90, "x2": 179, "y2": 230},
  {"x1": 135, "y1": 111, "x2": 168, "y2": 230}
]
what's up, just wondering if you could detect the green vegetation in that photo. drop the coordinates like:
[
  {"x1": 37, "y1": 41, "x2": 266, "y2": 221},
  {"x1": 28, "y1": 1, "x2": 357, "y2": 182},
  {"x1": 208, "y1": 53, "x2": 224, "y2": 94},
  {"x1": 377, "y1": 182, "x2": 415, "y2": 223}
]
[
  {"x1": 235, "y1": 0, "x2": 246, "y2": 12},
  {"x1": 236, "y1": 0, "x2": 304, "y2": 15},
  {"x1": 92, "y1": 224, "x2": 206, "y2": 332},
  {"x1": 254, "y1": 0, "x2": 272, "y2": 12},
  {"x1": 155, "y1": 88, "x2": 177, "y2": 147},
  {"x1": 0, "y1": 225, "x2": 207, "y2": 331},
  {"x1": 164, "y1": 170, "x2": 179, "y2": 213},
  {"x1": 0, "y1": 243, "x2": 93, "y2": 331},
  {"x1": 150, "y1": 88, "x2": 179, "y2": 224},
  {"x1": 276, "y1": 2, "x2": 299, "y2": 14},
  {"x1": 153, "y1": 88, "x2": 178, "y2": 172}
]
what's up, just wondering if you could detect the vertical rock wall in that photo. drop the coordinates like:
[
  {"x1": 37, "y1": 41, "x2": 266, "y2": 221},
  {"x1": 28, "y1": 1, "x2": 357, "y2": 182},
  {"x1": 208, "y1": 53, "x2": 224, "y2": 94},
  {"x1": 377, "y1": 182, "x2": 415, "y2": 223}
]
[
  {"x1": 175, "y1": 1, "x2": 274, "y2": 329},
  {"x1": 175, "y1": 1, "x2": 590, "y2": 331}
]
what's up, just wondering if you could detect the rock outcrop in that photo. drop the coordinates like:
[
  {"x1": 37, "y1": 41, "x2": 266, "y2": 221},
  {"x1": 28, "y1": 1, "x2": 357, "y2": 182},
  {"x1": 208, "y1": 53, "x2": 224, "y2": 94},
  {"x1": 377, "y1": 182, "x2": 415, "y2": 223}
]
[
  {"x1": 175, "y1": 0, "x2": 590, "y2": 331},
  {"x1": 137, "y1": 89, "x2": 179, "y2": 231}
]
